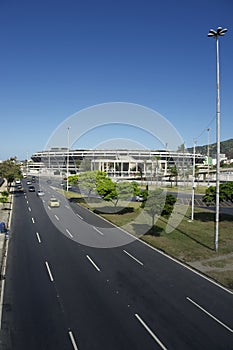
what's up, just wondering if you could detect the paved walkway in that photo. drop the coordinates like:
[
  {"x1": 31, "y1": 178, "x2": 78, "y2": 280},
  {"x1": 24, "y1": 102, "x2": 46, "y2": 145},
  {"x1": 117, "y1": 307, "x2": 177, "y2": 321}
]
[{"x1": 0, "y1": 181, "x2": 12, "y2": 280}]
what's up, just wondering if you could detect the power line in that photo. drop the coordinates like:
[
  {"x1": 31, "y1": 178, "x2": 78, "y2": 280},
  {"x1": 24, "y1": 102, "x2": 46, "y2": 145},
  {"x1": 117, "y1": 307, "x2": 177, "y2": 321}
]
[{"x1": 194, "y1": 115, "x2": 215, "y2": 142}]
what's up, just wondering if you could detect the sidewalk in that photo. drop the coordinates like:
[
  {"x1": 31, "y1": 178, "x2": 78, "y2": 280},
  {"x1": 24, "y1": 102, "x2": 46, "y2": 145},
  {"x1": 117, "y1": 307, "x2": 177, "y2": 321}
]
[{"x1": 0, "y1": 180, "x2": 12, "y2": 280}]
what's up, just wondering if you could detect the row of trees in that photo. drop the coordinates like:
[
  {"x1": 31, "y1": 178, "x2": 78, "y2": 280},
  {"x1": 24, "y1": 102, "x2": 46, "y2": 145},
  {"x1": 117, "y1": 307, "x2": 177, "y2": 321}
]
[
  {"x1": 69, "y1": 171, "x2": 177, "y2": 225},
  {"x1": 69, "y1": 171, "x2": 146, "y2": 206}
]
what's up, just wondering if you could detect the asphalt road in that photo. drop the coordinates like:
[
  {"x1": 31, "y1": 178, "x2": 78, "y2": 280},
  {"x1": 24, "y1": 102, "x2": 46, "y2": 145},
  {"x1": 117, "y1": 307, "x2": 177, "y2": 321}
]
[{"x1": 0, "y1": 180, "x2": 232, "y2": 349}]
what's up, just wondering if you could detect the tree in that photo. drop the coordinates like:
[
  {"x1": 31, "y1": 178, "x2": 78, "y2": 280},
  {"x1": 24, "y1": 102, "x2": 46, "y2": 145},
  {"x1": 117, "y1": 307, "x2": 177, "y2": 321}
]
[
  {"x1": 0, "y1": 159, "x2": 22, "y2": 190},
  {"x1": 151, "y1": 155, "x2": 160, "y2": 179},
  {"x1": 114, "y1": 181, "x2": 134, "y2": 207},
  {"x1": 78, "y1": 171, "x2": 99, "y2": 197},
  {"x1": 178, "y1": 143, "x2": 186, "y2": 152},
  {"x1": 221, "y1": 182, "x2": 233, "y2": 202},
  {"x1": 145, "y1": 189, "x2": 166, "y2": 226},
  {"x1": 96, "y1": 176, "x2": 117, "y2": 202},
  {"x1": 161, "y1": 194, "x2": 177, "y2": 217},
  {"x1": 131, "y1": 181, "x2": 141, "y2": 196},
  {"x1": 68, "y1": 174, "x2": 79, "y2": 185},
  {"x1": 97, "y1": 180, "x2": 136, "y2": 208},
  {"x1": 202, "y1": 181, "x2": 233, "y2": 205},
  {"x1": 168, "y1": 165, "x2": 178, "y2": 187}
]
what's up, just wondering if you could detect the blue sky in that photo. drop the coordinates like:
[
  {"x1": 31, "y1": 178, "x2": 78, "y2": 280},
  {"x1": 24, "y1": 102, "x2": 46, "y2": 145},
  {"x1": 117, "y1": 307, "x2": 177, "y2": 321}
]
[{"x1": 0, "y1": 0, "x2": 232, "y2": 160}]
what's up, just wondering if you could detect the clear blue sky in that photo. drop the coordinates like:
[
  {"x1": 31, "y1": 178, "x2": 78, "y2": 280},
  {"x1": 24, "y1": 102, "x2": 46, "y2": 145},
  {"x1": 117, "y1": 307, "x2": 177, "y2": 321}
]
[{"x1": 0, "y1": 0, "x2": 232, "y2": 160}]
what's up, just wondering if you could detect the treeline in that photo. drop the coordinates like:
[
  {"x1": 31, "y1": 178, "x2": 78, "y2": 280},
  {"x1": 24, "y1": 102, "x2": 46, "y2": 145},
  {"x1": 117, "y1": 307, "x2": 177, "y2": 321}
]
[{"x1": 187, "y1": 138, "x2": 233, "y2": 159}]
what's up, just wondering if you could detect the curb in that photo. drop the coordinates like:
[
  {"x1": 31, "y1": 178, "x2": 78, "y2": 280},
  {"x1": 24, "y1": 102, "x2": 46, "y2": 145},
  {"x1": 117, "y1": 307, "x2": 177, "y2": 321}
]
[{"x1": 0, "y1": 184, "x2": 14, "y2": 329}]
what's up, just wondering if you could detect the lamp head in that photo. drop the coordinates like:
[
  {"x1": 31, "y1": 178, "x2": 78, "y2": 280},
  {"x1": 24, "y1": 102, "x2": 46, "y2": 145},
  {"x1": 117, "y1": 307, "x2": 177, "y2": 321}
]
[{"x1": 208, "y1": 27, "x2": 228, "y2": 37}]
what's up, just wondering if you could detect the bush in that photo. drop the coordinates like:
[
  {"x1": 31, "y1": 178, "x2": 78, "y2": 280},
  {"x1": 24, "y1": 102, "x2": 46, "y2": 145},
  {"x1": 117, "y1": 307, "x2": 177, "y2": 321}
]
[{"x1": 162, "y1": 194, "x2": 177, "y2": 217}]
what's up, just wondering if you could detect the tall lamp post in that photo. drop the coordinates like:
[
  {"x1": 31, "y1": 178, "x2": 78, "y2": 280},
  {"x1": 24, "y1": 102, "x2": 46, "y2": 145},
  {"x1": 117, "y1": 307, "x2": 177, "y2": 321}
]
[
  {"x1": 190, "y1": 139, "x2": 196, "y2": 221},
  {"x1": 66, "y1": 127, "x2": 70, "y2": 192},
  {"x1": 208, "y1": 26, "x2": 227, "y2": 252},
  {"x1": 206, "y1": 128, "x2": 210, "y2": 187}
]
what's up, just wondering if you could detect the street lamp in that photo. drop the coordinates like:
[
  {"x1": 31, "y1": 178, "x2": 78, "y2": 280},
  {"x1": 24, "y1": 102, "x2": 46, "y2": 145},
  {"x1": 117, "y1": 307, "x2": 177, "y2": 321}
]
[
  {"x1": 66, "y1": 127, "x2": 70, "y2": 192},
  {"x1": 206, "y1": 128, "x2": 210, "y2": 187},
  {"x1": 208, "y1": 26, "x2": 227, "y2": 252},
  {"x1": 190, "y1": 139, "x2": 196, "y2": 221}
]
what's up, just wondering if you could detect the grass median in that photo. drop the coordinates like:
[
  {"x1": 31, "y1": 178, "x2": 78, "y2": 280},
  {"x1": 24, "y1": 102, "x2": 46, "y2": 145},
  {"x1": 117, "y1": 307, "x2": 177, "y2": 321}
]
[{"x1": 65, "y1": 190, "x2": 233, "y2": 290}]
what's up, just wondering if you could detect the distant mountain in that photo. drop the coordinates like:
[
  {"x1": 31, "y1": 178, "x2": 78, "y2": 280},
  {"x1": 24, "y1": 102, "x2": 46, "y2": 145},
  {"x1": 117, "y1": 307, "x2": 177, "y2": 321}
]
[{"x1": 187, "y1": 138, "x2": 233, "y2": 159}]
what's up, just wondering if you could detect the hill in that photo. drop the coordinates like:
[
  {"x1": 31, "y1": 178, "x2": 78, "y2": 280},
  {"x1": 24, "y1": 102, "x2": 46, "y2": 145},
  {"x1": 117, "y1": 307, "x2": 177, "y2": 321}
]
[{"x1": 187, "y1": 138, "x2": 233, "y2": 159}]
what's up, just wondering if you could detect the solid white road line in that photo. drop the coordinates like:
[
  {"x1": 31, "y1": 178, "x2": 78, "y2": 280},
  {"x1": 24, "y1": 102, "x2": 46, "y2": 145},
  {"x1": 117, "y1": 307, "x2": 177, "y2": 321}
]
[
  {"x1": 45, "y1": 261, "x2": 54, "y2": 282},
  {"x1": 186, "y1": 297, "x2": 233, "y2": 333},
  {"x1": 86, "y1": 255, "x2": 101, "y2": 272},
  {"x1": 54, "y1": 214, "x2": 59, "y2": 221},
  {"x1": 76, "y1": 213, "x2": 83, "y2": 220},
  {"x1": 93, "y1": 226, "x2": 104, "y2": 236},
  {"x1": 68, "y1": 331, "x2": 79, "y2": 350},
  {"x1": 66, "y1": 228, "x2": 73, "y2": 238},
  {"x1": 0, "y1": 239, "x2": 9, "y2": 329},
  {"x1": 123, "y1": 250, "x2": 144, "y2": 266},
  {"x1": 0, "y1": 191, "x2": 14, "y2": 329},
  {"x1": 31, "y1": 217, "x2": 35, "y2": 224},
  {"x1": 135, "y1": 314, "x2": 167, "y2": 350},
  {"x1": 36, "y1": 232, "x2": 41, "y2": 243}
]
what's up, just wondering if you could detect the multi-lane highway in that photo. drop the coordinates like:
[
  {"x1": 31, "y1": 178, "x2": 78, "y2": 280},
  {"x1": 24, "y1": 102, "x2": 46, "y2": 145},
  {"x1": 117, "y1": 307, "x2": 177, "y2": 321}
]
[{"x1": 0, "y1": 179, "x2": 232, "y2": 349}]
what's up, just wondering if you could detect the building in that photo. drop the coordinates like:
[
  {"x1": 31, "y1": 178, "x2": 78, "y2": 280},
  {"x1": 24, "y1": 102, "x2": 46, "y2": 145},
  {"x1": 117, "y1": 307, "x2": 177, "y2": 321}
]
[{"x1": 29, "y1": 148, "x2": 205, "y2": 180}]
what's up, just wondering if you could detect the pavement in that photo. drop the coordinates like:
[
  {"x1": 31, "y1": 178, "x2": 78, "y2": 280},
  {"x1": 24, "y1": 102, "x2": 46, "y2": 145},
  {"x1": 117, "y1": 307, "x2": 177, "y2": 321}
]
[{"x1": 0, "y1": 180, "x2": 12, "y2": 282}]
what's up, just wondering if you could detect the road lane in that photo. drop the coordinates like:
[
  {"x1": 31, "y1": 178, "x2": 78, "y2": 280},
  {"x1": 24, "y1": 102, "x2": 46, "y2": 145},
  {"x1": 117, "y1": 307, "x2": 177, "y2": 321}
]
[
  {"x1": 0, "y1": 187, "x2": 74, "y2": 350},
  {"x1": 1, "y1": 182, "x2": 232, "y2": 349}
]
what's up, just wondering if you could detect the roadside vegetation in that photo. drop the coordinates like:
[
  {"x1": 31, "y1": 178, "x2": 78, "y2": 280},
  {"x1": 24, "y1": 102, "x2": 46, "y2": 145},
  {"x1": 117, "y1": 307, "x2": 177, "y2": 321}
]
[
  {"x1": 66, "y1": 172, "x2": 233, "y2": 290},
  {"x1": 203, "y1": 181, "x2": 233, "y2": 205},
  {"x1": 0, "y1": 158, "x2": 22, "y2": 191},
  {"x1": 0, "y1": 190, "x2": 9, "y2": 209}
]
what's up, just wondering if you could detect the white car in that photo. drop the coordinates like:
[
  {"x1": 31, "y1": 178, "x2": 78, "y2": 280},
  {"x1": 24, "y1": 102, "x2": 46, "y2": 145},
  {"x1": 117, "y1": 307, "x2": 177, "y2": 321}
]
[
  {"x1": 37, "y1": 190, "x2": 45, "y2": 197},
  {"x1": 135, "y1": 195, "x2": 144, "y2": 202}
]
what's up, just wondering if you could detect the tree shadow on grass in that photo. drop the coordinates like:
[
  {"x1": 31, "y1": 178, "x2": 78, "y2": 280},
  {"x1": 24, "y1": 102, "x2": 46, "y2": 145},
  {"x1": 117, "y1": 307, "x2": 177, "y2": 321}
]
[
  {"x1": 160, "y1": 217, "x2": 215, "y2": 251},
  {"x1": 145, "y1": 225, "x2": 164, "y2": 237},
  {"x1": 130, "y1": 223, "x2": 164, "y2": 237},
  {"x1": 134, "y1": 214, "x2": 215, "y2": 251},
  {"x1": 69, "y1": 197, "x2": 135, "y2": 214},
  {"x1": 69, "y1": 197, "x2": 86, "y2": 204},
  {"x1": 94, "y1": 206, "x2": 135, "y2": 215},
  {"x1": 195, "y1": 211, "x2": 233, "y2": 222}
]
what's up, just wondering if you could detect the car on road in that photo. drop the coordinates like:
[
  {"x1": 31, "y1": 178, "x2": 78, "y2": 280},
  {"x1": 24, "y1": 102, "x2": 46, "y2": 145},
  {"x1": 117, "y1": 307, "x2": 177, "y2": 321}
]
[
  {"x1": 28, "y1": 185, "x2": 35, "y2": 192},
  {"x1": 132, "y1": 195, "x2": 144, "y2": 202},
  {"x1": 37, "y1": 190, "x2": 45, "y2": 197},
  {"x1": 48, "y1": 197, "x2": 60, "y2": 207},
  {"x1": 17, "y1": 185, "x2": 24, "y2": 192},
  {"x1": 26, "y1": 180, "x2": 32, "y2": 185}
]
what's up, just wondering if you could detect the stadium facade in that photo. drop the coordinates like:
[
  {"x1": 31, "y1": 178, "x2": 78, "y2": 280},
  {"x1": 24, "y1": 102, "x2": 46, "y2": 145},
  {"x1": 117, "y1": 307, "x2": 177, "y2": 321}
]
[{"x1": 30, "y1": 148, "x2": 205, "y2": 180}]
